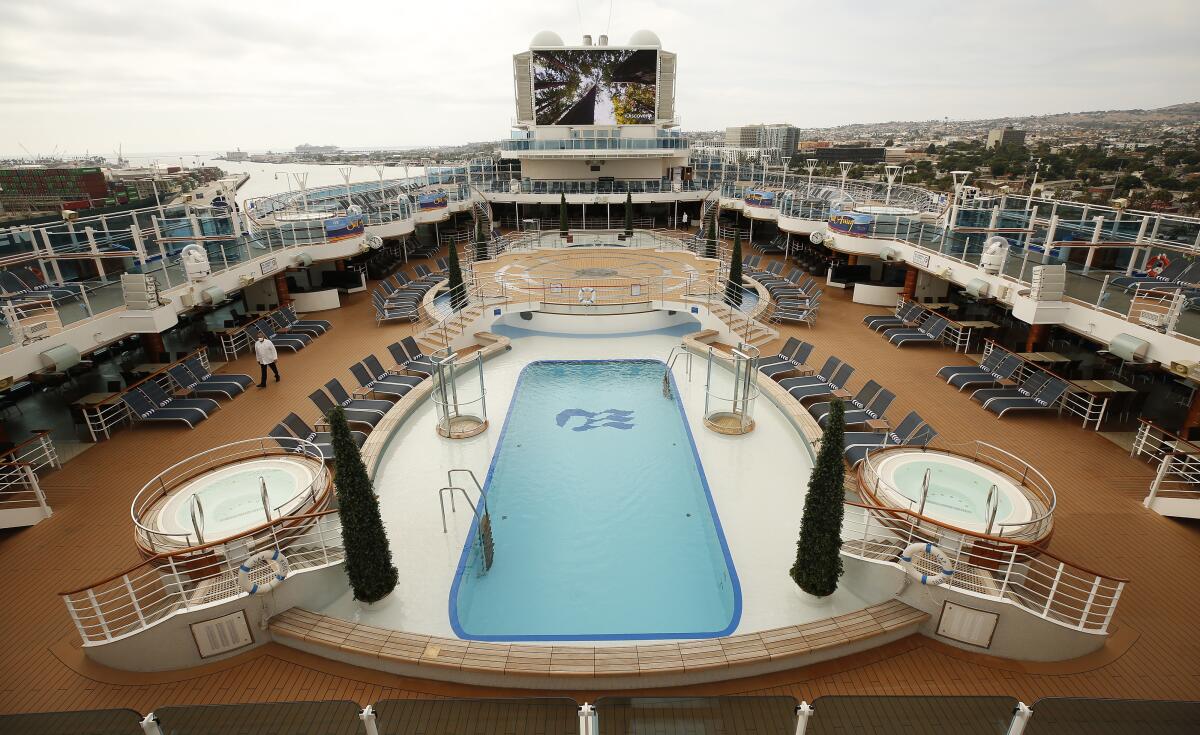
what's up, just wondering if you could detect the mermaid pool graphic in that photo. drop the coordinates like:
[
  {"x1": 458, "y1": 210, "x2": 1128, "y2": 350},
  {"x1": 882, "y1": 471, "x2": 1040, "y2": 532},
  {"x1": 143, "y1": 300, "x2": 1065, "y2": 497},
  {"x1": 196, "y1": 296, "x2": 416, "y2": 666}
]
[{"x1": 555, "y1": 408, "x2": 635, "y2": 432}]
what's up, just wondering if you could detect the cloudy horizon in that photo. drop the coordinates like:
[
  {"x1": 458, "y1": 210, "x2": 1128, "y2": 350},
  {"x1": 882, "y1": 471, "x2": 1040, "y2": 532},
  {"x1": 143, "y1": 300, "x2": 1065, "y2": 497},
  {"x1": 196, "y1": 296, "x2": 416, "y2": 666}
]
[{"x1": 2, "y1": 0, "x2": 1199, "y2": 156}]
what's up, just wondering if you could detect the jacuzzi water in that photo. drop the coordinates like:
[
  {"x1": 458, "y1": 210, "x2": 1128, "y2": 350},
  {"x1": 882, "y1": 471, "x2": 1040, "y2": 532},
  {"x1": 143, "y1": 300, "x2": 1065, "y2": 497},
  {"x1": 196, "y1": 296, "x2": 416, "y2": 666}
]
[
  {"x1": 450, "y1": 359, "x2": 740, "y2": 640},
  {"x1": 876, "y1": 453, "x2": 1032, "y2": 532},
  {"x1": 158, "y1": 459, "x2": 316, "y2": 539}
]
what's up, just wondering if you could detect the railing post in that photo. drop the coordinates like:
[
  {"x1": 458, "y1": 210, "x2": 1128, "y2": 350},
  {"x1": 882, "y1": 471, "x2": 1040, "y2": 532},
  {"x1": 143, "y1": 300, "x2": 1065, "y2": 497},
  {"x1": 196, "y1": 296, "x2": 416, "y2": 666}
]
[
  {"x1": 1042, "y1": 562, "x2": 1065, "y2": 618},
  {"x1": 794, "y1": 702, "x2": 814, "y2": 735},
  {"x1": 578, "y1": 703, "x2": 596, "y2": 735},
  {"x1": 63, "y1": 595, "x2": 88, "y2": 641},
  {"x1": 140, "y1": 713, "x2": 165, "y2": 735},
  {"x1": 360, "y1": 705, "x2": 380, "y2": 735},
  {"x1": 167, "y1": 554, "x2": 189, "y2": 611},
  {"x1": 124, "y1": 573, "x2": 147, "y2": 627},
  {"x1": 1144, "y1": 454, "x2": 1172, "y2": 509},
  {"x1": 1005, "y1": 703, "x2": 1032, "y2": 735},
  {"x1": 1100, "y1": 582, "x2": 1124, "y2": 632},
  {"x1": 87, "y1": 588, "x2": 112, "y2": 640},
  {"x1": 1079, "y1": 575, "x2": 1101, "y2": 630}
]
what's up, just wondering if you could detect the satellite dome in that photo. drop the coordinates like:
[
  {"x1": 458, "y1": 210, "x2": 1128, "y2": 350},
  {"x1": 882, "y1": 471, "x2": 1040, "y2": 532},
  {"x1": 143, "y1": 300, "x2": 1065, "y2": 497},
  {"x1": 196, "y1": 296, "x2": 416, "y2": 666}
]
[
  {"x1": 530, "y1": 30, "x2": 564, "y2": 47},
  {"x1": 628, "y1": 29, "x2": 661, "y2": 47}
]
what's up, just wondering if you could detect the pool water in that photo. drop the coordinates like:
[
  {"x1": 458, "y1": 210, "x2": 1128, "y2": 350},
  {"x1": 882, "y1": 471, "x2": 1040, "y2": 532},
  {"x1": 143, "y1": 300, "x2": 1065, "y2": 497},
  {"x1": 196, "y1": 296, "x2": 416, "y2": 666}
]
[
  {"x1": 450, "y1": 359, "x2": 740, "y2": 640},
  {"x1": 892, "y1": 461, "x2": 1016, "y2": 528},
  {"x1": 169, "y1": 467, "x2": 301, "y2": 537}
]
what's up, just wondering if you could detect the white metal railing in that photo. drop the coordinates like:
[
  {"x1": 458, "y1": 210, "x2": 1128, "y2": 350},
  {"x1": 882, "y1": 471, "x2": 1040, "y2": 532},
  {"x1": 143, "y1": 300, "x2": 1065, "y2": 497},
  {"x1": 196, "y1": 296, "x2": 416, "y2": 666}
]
[
  {"x1": 858, "y1": 442, "x2": 1056, "y2": 542},
  {"x1": 0, "y1": 461, "x2": 51, "y2": 521},
  {"x1": 1132, "y1": 419, "x2": 1200, "y2": 508},
  {"x1": 0, "y1": 429, "x2": 60, "y2": 474},
  {"x1": 129, "y1": 437, "x2": 331, "y2": 553},
  {"x1": 841, "y1": 501, "x2": 1126, "y2": 633},
  {"x1": 61, "y1": 508, "x2": 344, "y2": 645},
  {"x1": 979, "y1": 340, "x2": 1113, "y2": 431}
]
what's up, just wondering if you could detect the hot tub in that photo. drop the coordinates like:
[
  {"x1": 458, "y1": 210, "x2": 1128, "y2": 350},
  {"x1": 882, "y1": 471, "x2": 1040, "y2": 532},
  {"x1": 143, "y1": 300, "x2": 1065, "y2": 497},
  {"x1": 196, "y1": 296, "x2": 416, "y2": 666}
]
[
  {"x1": 871, "y1": 451, "x2": 1034, "y2": 534},
  {"x1": 153, "y1": 457, "x2": 319, "y2": 541}
]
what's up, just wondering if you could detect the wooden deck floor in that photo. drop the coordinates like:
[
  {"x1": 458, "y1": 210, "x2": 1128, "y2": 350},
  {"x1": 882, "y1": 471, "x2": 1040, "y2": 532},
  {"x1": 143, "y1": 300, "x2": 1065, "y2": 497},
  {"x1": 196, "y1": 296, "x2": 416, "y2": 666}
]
[{"x1": 1, "y1": 251, "x2": 1199, "y2": 714}]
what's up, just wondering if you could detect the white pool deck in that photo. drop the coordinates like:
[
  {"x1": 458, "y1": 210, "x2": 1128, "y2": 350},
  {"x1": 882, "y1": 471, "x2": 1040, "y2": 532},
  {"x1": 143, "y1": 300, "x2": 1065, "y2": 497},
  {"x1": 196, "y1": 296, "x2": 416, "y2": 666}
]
[{"x1": 317, "y1": 313, "x2": 888, "y2": 642}]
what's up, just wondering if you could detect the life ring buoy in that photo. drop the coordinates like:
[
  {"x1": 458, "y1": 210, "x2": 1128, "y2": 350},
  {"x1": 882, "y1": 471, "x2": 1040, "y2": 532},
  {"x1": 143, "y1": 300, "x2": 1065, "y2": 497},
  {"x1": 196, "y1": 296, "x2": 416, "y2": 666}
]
[
  {"x1": 1146, "y1": 254, "x2": 1170, "y2": 277},
  {"x1": 900, "y1": 542, "x2": 954, "y2": 586},
  {"x1": 238, "y1": 549, "x2": 289, "y2": 595},
  {"x1": 578, "y1": 286, "x2": 596, "y2": 305}
]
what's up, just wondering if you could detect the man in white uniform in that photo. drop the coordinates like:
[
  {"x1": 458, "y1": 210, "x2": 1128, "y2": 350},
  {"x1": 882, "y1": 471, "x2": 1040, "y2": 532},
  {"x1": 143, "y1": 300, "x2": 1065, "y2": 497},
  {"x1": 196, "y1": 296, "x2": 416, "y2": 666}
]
[{"x1": 254, "y1": 333, "x2": 280, "y2": 387}]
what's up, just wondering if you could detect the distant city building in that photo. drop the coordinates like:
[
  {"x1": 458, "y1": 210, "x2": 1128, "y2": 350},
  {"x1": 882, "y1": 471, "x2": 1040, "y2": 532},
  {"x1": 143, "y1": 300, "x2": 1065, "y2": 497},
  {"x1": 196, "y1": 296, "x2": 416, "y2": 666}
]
[
  {"x1": 225, "y1": 150, "x2": 249, "y2": 161},
  {"x1": 812, "y1": 146, "x2": 886, "y2": 165},
  {"x1": 987, "y1": 127, "x2": 1026, "y2": 149},
  {"x1": 724, "y1": 124, "x2": 800, "y2": 162},
  {"x1": 295, "y1": 143, "x2": 341, "y2": 154}
]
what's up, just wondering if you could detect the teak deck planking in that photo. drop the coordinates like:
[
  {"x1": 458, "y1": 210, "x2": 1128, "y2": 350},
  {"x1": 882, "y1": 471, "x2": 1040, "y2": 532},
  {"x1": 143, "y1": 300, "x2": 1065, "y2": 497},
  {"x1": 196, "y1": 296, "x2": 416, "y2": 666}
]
[{"x1": 0, "y1": 246, "x2": 1198, "y2": 714}]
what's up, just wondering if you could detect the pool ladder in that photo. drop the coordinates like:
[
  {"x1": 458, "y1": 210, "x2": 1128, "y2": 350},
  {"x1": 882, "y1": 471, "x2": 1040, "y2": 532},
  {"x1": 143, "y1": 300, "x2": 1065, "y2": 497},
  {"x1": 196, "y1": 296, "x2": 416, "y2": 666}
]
[
  {"x1": 665, "y1": 345, "x2": 693, "y2": 381},
  {"x1": 437, "y1": 468, "x2": 490, "y2": 534}
]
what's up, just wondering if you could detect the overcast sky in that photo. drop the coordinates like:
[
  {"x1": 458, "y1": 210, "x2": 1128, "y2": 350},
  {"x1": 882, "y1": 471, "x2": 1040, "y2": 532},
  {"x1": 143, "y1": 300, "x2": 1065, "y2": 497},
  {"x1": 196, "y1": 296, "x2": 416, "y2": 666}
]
[{"x1": 2, "y1": 0, "x2": 1198, "y2": 156}]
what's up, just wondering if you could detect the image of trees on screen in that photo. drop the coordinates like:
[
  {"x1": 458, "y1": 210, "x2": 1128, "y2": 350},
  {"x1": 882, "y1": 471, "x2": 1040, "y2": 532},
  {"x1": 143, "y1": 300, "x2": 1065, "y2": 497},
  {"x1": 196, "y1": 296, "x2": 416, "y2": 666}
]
[{"x1": 532, "y1": 49, "x2": 657, "y2": 125}]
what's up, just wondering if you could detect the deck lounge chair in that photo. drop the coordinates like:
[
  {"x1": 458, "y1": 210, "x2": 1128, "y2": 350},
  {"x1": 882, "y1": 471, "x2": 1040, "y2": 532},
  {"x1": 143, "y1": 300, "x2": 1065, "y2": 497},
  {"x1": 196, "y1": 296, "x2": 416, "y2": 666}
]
[
  {"x1": 273, "y1": 412, "x2": 366, "y2": 460},
  {"x1": 281, "y1": 304, "x2": 331, "y2": 334},
  {"x1": 864, "y1": 301, "x2": 923, "y2": 331},
  {"x1": 829, "y1": 388, "x2": 895, "y2": 428},
  {"x1": 809, "y1": 380, "x2": 881, "y2": 424},
  {"x1": 971, "y1": 371, "x2": 1051, "y2": 407},
  {"x1": 759, "y1": 340, "x2": 814, "y2": 377},
  {"x1": 362, "y1": 354, "x2": 425, "y2": 390},
  {"x1": 396, "y1": 336, "x2": 438, "y2": 374},
  {"x1": 140, "y1": 380, "x2": 220, "y2": 416},
  {"x1": 787, "y1": 362, "x2": 854, "y2": 402},
  {"x1": 184, "y1": 357, "x2": 254, "y2": 391},
  {"x1": 349, "y1": 360, "x2": 420, "y2": 400},
  {"x1": 167, "y1": 364, "x2": 240, "y2": 400},
  {"x1": 257, "y1": 320, "x2": 308, "y2": 351},
  {"x1": 308, "y1": 388, "x2": 384, "y2": 429},
  {"x1": 121, "y1": 388, "x2": 208, "y2": 428},
  {"x1": 984, "y1": 378, "x2": 1070, "y2": 417},
  {"x1": 946, "y1": 353, "x2": 1021, "y2": 392},
  {"x1": 843, "y1": 412, "x2": 937, "y2": 467},
  {"x1": 268, "y1": 311, "x2": 321, "y2": 339},
  {"x1": 772, "y1": 302, "x2": 819, "y2": 328},
  {"x1": 324, "y1": 378, "x2": 393, "y2": 414},
  {"x1": 373, "y1": 290, "x2": 417, "y2": 323},
  {"x1": 937, "y1": 349, "x2": 1005, "y2": 385},
  {"x1": 778, "y1": 356, "x2": 840, "y2": 390},
  {"x1": 887, "y1": 316, "x2": 948, "y2": 347}
]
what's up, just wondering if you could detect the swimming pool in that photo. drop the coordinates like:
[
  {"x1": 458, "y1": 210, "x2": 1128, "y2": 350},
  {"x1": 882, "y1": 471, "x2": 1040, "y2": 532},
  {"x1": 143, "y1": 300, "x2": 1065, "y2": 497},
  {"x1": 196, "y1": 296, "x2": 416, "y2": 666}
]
[{"x1": 449, "y1": 359, "x2": 740, "y2": 641}]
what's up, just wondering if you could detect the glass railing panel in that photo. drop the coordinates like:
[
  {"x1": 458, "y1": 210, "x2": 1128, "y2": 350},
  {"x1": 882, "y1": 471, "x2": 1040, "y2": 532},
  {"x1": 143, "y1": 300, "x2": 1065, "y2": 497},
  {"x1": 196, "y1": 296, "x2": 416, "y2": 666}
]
[
  {"x1": 595, "y1": 697, "x2": 798, "y2": 735},
  {"x1": 1026, "y1": 697, "x2": 1200, "y2": 735},
  {"x1": 374, "y1": 697, "x2": 579, "y2": 735},
  {"x1": 807, "y1": 696, "x2": 1018, "y2": 735},
  {"x1": 0, "y1": 708, "x2": 145, "y2": 735},
  {"x1": 152, "y1": 701, "x2": 365, "y2": 735}
]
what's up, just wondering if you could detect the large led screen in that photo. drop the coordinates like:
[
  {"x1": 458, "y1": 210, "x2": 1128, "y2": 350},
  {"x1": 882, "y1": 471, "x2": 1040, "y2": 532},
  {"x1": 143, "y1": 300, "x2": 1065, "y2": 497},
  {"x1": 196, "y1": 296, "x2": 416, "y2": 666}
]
[{"x1": 532, "y1": 49, "x2": 657, "y2": 125}]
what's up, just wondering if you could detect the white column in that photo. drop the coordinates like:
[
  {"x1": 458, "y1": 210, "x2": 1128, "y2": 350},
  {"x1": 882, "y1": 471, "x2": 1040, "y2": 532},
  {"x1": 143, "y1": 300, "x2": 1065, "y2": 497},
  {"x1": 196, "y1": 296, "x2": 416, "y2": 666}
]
[{"x1": 1082, "y1": 216, "x2": 1104, "y2": 274}]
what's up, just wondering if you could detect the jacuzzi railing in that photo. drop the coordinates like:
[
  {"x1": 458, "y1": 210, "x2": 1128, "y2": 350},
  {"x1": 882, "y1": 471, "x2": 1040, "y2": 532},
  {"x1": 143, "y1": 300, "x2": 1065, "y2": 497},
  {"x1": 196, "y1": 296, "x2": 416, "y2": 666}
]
[
  {"x1": 858, "y1": 441, "x2": 1057, "y2": 542},
  {"x1": 129, "y1": 438, "x2": 332, "y2": 554},
  {"x1": 840, "y1": 501, "x2": 1126, "y2": 634},
  {"x1": 61, "y1": 508, "x2": 344, "y2": 645}
]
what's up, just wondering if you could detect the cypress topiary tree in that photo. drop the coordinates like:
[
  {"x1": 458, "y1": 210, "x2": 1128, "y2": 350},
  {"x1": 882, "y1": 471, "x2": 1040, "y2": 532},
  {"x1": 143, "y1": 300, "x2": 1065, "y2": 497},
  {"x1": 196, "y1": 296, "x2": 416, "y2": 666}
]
[
  {"x1": 446, "y1": 241, "x2": 467, "y2": 309},
  {"x1": 623, "y1": 192, "x2": 633, "y2": 235},
  {"x1": 329, "y1": 406, "x2": 398, "y2": 604},
  {"x1": 559, "y1": 193, "x2": 569, "y2": 235},
  {"x1": 791, "y1": 399, "x2": 846, "y2": 597},
  {"x1": 725, "y1": 226, "x2": 744, "y2": 307},
  {"x1": 474, "y1": 216, "x2": 487, "y2": 261}
]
